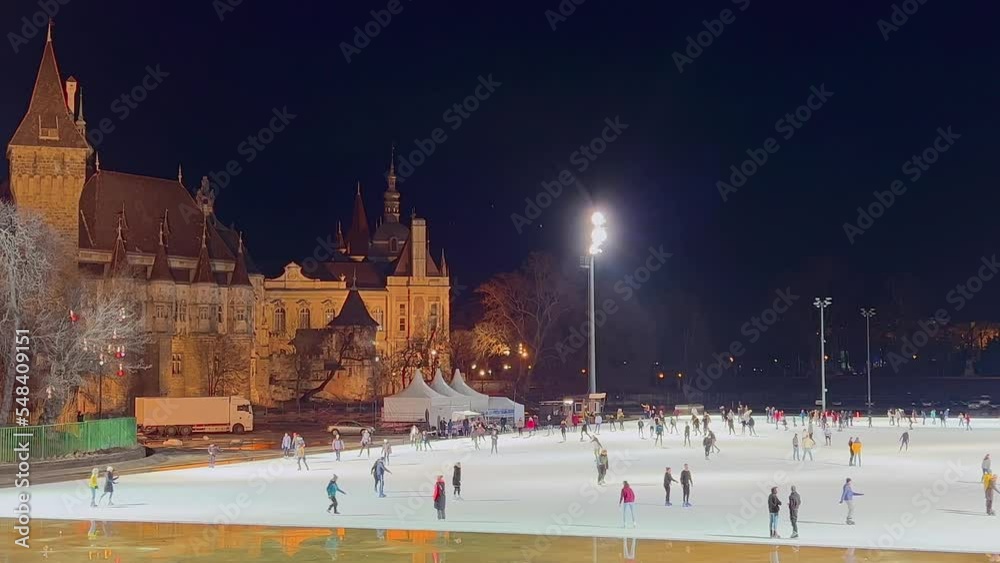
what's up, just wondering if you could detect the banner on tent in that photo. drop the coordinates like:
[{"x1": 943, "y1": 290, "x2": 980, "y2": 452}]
[{"x1": 487, "y1": 408, "x2": 515, "y2": 418}]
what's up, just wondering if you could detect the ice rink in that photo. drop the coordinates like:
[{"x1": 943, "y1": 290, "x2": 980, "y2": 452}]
[{"x1": 7, "y1": 416, "x2": 1000, "y2": 554}]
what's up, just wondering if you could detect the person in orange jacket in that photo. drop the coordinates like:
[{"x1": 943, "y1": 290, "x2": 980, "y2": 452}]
[
  {"x1": 850, "y1": 438, "x2": 863, "y2": 467},
  {"x1": 985, "y1": 473, "x2": 999, "y2": 516}
]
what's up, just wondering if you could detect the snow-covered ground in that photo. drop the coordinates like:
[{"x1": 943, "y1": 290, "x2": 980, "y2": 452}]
[{"x1": 7, "y1": 416, "x2": 1000, "y2": 554}]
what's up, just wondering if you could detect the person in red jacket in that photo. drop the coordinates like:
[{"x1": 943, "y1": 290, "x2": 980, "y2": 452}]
[
  {"x1": 433, "y1": 475, "x2": 447, "y2": 520},
  {"x1": 619, "y1": 481, "x2": 637, "y2": 528}
]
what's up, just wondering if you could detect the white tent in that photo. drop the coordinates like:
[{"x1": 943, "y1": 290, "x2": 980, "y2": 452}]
[
  {"x1": 448, "y1": 369, "x2": 490, "y2": 413},
  {"x1": 430, "y1": 368, "x2": 465, "y2": 399},
  {"x1": 382, "y1": 370, "x2": 457, "y2": 423},
  {"x1": 487, "y1": 395, "x2": 525, "y2": 423}
]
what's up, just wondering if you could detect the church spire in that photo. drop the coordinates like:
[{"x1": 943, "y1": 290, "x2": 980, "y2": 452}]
[
  {"x1": 334, "y1": 221, "x2": 346, "y2": 253},
  {"x1": 192, "y1": 217, "x2": 215, "y2": 284},
  {"x1": 345, "y1": 183, "x2": 370, "y2": 258},
  {"x1": 383, "y1": 144, "x2": 401, "y2": 223},
  {"x1": 177, "y1": 163, "x2": 184, "y2": 184},
  {"x1": 229, "y1": 232, "x2": 251, "y2": 286},
  {"x1": 148, "y1": 218, "x2": 174, "y2": 282}
]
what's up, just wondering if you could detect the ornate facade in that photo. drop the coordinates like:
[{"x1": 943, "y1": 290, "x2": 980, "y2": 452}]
[{"x1": 2, "y1": 29, "x2": 450, "y2": 410}]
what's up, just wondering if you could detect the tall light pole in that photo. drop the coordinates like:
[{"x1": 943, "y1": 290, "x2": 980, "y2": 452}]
[
  {"x1": 860, "y1": 308, "x2": 876, "y2": 415},
  {"x1": 813, "y1": 297, "x2": 832, "y2": 413},
  {"x1": 587, "y1": 211, "x2": 607, "y2": 394}
]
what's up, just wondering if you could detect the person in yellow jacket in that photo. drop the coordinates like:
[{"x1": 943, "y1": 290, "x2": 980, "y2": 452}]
[
  {"x1": 87, "y1": 468, "x2": 99, "y2": 507},
  {"x1": 850, "y1": 438, "x2": 863, "y2": 467},
  {"x1": 986, "y1": 473, "x2": 999, "y2": 516}
]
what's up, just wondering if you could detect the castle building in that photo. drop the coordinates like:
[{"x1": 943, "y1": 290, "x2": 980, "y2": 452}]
[{"x1": 2, "y1": 27, "x2": 449, "y2": 410}]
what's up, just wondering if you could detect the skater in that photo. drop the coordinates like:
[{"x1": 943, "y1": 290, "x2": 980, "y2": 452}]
[
  {"x1": 802, "y1": 433, "x2": 815, "y2": 461},
  {"x1": 839, "y1": 478, "x2": 863, "y2": 525},
  {"x1": 617, "y1": 409, "x2": 625, "y2": 431},
  {"x1": 434, "y1": 475, "x2": 447, "y2": 520},
  {"x1": 637, "y1": 418, "x2": 645, "y2": 439},
  {"x1": 296, "y1": 438, "x2": 310, "y2": 471},
  {"x1": 748, "y1": 416, "x2": 757, "y2": 436},
  {"x1": 823, "y1": 425, "x2": 832, "y2": 446},
  {"x1": 669, "y1": 416, "x2": 678, "y2": 434},
  {"x1": 848, "y1": 437, "x2": 855, "y2": 466},
  {"x1": 87, "y1": 468, "x2": 99, "y2": 507},
  {"x1": 768, "y1": 487, "x2": 781, "y2": 538},
  {"x1": 702, "y1": 434, "x2": 712, "y2": 460},
  {"x1": 788, "y1": 486, "x2": 801, "y2": 538},
  {"x1": 852, "y1": 438, "x2": 863, "y2": 467},
  {"x1": 452, "y1": 462, "x2": 462, "y2": 499},
  {"x1": 422, "y1": 430, "x2": 434, "y2": 450},
  {"x1": 281, "y1": 432, "x2": 292, "y2": 458},
  {"x1": 984, "y1": 454, "x2": 992, "y2": 476},
  {"x1": 380, "y1": 439, "x2": 392, "y2": 464},
  {"x1": 207, "y1": 443, "x2": 220, "y2": 468},
  {"x1": 986, "y1": 473, "x2": 999, "y2": 516},
  {"x1": 98, "y1": 466, "x2": 118, "y2": 506},
  {"x1": 899, "y1": 431, "x2": 909, "y2": 452},
  {"x1": 590, "y1": 434, "x2": 604, "y2": 458},
  {"x1": 359, "y1": 429, "x2": 373, "y2": 458},
  {"x1": 680, "y1": 464, "x2": 693, "y2": 507},
  {"x1": 332, "y1": 435, "x2": 345, "y2": 461},
  {"x1": 560, "y1": 420, "x2": 568, "y2": 442},
  {"x1": 580, "y1": 418, "x2": 590, "y2": 441},
  {"x1": 595, "y1": 413, "x2": 602, "y2": 434},
  {"x1": 682, "y1": 422, "x2": 690, "y2": 447},
  {"x1": 663, "y1": 467, "x2": 677, "y2": 506},
  {"x1": 410, "y1": 425, "x2": 420, "y2": 448},
  {"x1": 620, "y1": 481, "x2": 637, "y2": 528},
  {"x1": 792, "y1": 433, "x2": 800, "y2": 461},
  {"x1": 654, "y1": 419, "x2": 664, "y2": 447},
  {"x1": 371, "y1": 457, "x2": 391, "y2": 497},
  {"x1": 326, "y1": 475, "x2": 346, "y2": 514},
  {"x1": 596, "y1": 449, "x2": 609, "y2": 485},
  {"x1": 490, "y1": 428, "x2": 499, "y2": 454}
]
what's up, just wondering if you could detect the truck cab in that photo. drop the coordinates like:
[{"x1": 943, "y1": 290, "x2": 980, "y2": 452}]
[{"x1": 233, "y1": 397, "x2": 254, "y2": 432}]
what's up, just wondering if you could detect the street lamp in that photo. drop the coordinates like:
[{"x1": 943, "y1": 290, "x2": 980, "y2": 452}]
[
  {"x1": 860, "y1": 308, "x2": 876, "y2": 414},
  {"x1": 813, "y1": 297, "x2": 832, "y2": 413},
  {"x1": 586, "y1": 211, "x2": 607, "y2": 394}
]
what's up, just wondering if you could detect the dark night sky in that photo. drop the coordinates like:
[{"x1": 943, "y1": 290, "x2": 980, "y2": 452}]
[{"x1": 2, "y1": 1, "x2": 1000, "y2": 336}]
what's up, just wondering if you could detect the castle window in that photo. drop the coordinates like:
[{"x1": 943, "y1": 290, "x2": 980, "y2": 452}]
[
  {"x1": 274, "y1": 306, "x2": 286, "y2": 334},
  {"x1": 217, "y1": 305, "x2": 224, "y2": 324},
  {"x1": 235, "y1": 305, "x2": 246, "y2": 322},
  {"x1": 38, "y1": 115, "x2": 59, "y2": 141},
  {"x1": 398, "y1": 303, "x2": 407, "y2": 333},
  {"x1": 199, "y1": 306, "x2": 210, "y2": 321},
  {"x1": 389, "y1": 237, "x2": 399, "y2": 253},
  {"x1": 374, "y1": 308, "x2": 384, "y2": 331},
  {"x1": 298, "y1": 306, "x2": 311, "y2": 329},
  {"x1": 324, "y1": 307, "x2": 335, "y2": 324},
  {"x1": 176, "y1": 300, "x2": 187, "y2": 322},
  {"x1": 429, "y1": 302, "x2": 440, "y2": 330},
  {"x1": 171, "y1": 354, "x2": 183, "y2": 375},
  {"x1": 154, "y1": 304, "x2": 168, "y2": 320}
]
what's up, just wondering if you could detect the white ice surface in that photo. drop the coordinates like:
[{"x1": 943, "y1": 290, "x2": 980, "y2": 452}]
[{"x1": 7, "y1": 416, "x2": 1000, "y2": 554}]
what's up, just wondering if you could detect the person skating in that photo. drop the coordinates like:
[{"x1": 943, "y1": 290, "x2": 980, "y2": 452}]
[
  {"x1": 748, "y1": 416, "x2": 757, "y2": 436},
  {"x1": 422, "y1": 430, "x2": 434, "y2": 450},
  {"x1": 802, "y1": 433, "x2": 815, "y2": 461},
  {"x1": 281, "y1": 432, "x2": 292, "y2": 458},
  {"x1": 702, "y1": 434, "x2": 712, "y2": 460},
  {"x1": 434, "y1": 475, "x2": 447, "y2": 520},
  {"x1": 371, "y1": 457, "x2": 391, "y2": 497},
  {"x1": 984, "y1": 454, "x2": 992, "y2": 476},
  {"x1": 654, "y1": 419, "x2": 664, "y2": 447},
  {"x1": 207, "y1": 443, "x2": 221, "y2": 468},
  {"x1": 618, "y1": 409, "x2": 625, "y2": 431},
  {"x1": 296, "y1": 438, "x2": 310, "y2": 471},
  {"x1": 637, "y1": 418, "x2": 645, "y2": 439},
  {"x1": 560, "y1": 420, "x2": 568, "y2": 442},
  {"x1": 410, "y1": 425, "x2": 420, "y2": 448},
  {"x1": 669, "y1": 416, "x2": 678, "y2": 435},
  {"x1": 359, "y1": 429, "x2": 373, "y2": 458},
  {"x1": 590, "y1": 435, "x2": 604, "y2": 458},
  {"x1": 87, "y1": 468, "x2": 99, "y2": 507},
  {"x1": 852, "y1": 438, "x2": 863, "y2": 467},
  {"x1": 595, "y1": 413, "x2": 603, "y2": 434},
  {"x1": 663, "y1": 467, "x2": 677, "y2": 506},
  {"x1": 453, "y1": 462, "x2": 462, "y2": 499},
  {"x1": 823, "y1": 425, "x2": 832, "y2": 446},
  {"x1": 620, "y1": 481, "x2": 637, "y2": 528},
  {"x1": 899, "y1": 431, "x2": 909, "y2": 452},
  {"x1": 848, "y1": 437, "x2": 855, "y2": 466},
  {"x1": 98, "y1": 466, "x2": 118, "y2": 506},
  {"x1": 332, "y1": 435, "x2": 345, "y2": 461},
  {"x1": 490, "y1": 428, "x2": 499, "y2": 454},
  {"x1": 680, "y1": 464, "x2": 693, "y2": 507},
  {"x1": 380, "y1": 439, "x2": 392, "y2": 464},
  {"x1": 840, "y1": 478, "x2": 863, "y2": 525},
  {"x1": 792, "y1": 433, "x2": 800, "y2": 461},
  {"x1": 580, "y1": 418, "x2": 590, "y2": 442},
  {"x1": 326, "y1": 475, "x2": 346, "y2": 514},
  {"x1": 788, "y1": 486, "x2": 801, "y2": 538},
  {"x1": 768, "y1": 487, "x2": 782, "y2": 538},
  {"x1": 682, "y1": 422, "x2": 690, "y2": 447},
  {"x1": 596, "y1": 449, "x2": 609, "y2": 485},
  {"x1": 986, "y1": 473, "x2": 999, "y2": 516}
]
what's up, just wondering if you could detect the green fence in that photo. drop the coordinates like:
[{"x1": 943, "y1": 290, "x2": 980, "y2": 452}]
[{"x1": 0, "y1": 418, "x2": 137, "y2": 463}]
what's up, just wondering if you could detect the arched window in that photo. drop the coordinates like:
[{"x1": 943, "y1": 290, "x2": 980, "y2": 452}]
[
  {"x1": 274, "y1": 306, "x2": 286, "y2": 334},
  {"x1": 389, "y1": 237, "x2": 399, "y2": 253},
  {"x1": 325, "y1": 306, "x2": 336, "y2": 324},
  {"x1": 298, "y1": 305, "x2": 311, "y2": 329}
]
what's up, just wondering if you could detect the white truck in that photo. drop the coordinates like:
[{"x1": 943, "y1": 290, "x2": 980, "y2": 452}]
[{"x1": 135, "y1": 396, "x2": 254, "y2": 436}]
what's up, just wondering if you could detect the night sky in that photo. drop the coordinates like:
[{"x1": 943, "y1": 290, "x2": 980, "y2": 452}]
[{"x1": 2, "y1": 1, "x2": 999, "y2": 340}]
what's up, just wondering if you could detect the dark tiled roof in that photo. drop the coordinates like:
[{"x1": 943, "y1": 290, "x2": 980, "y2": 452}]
[
  {"x1": 148, "y1": 235, "x2": 173, "y2": 282},
  {"x1": 345, "y1": 188, "x2": 370, "y2": 256},
  {"x1": 392, "y1": 238, "x2": 442, "y2": 277},
  {"x1": 329, "y1": 287, "x2": 378, "y2": 328},
  {"x1": 192, "y1": 221, "x2": 215, "y2": 285},
  {"x1": 304, "y1": 261, "x2": 386, "y2": 288},
  {"x1": 79, "y1": 170, "x2": 235, "y2": 261},
  {"x1": 229, "y1": 237, "x2": 251, "y2": 286},
  {"x1": 9, "y1": 38, "x2": 90, "y2": 150}
]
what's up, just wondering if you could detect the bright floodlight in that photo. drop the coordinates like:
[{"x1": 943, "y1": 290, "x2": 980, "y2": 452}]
[
  {"x1": 591, "y1": 211, "x2": 606, "y2": 226},
  {"x1": 589, "y1": 211, "x2": 607, "y2": 255}
]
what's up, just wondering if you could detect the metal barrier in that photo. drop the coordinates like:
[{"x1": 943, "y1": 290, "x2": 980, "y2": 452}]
[{"x1": 0, "y1": 418, "x2": 137, "y2": 463}]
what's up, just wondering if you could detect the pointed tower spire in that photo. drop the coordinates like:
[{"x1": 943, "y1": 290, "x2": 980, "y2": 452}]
[
  {"x1": 95, "y1": 151, "x2": 101, "y2": 171},
  {"x1": 107, "y1": 212, "x2": 129, "y2": 277},
  {"x1": 334, "y1": 221, "x2": 346, "y2": 253},
  {"x1": 440, "y1": 249, "x2": 449, "y2": 277},
  {"x1": 345, "y1": 183, "x2": 370, "y2": 258},
  {"x1": 149, "y1": 218, "x2": 174, "y2": 282},
  {"x1": 192, "y1": 217, "x2": 215, "y2": 284},
  {"x1": 47, "y1": 19, "x2": 53, "y2": 43},
  {"x1": 383, "y1": 144, "x2": 401, "y2": 223},
  {"x1": 229, "y1": 232, "x2": 251, "y2": 286},
  {"x1": 75, "y1": 86, "x2": 87, "y2": 132},
  {"x1": 177, "y1": 163, "x2": 184, "y2": 184}
]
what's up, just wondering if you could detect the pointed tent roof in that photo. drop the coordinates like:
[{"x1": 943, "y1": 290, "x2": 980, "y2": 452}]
[
  {"x1": 345, "y1": 184, "x2": 370, "y2": 256},
  {"x1": 9, "y1": 25, "x2": 90, "y2": 150},
  {"x1": 148, "y1": 219, "x2": 174, "y2": 282},
  {"x1": 229, "y1": 233, "x2": 251, "y2": 286},
  {"x1": 192, "y1": 219, "x2": 216, "y2": 284},
  {"x1": 388, "y1": 369, "x2": 448, "y2": 399},
  {"x1": 449, "y1": 369, "x2": 490, "y2": 401},
  {"x1": 430, "y1": 368, "x2": 465, "y2": 398},
  {"x1": 329, "y1": 281, "x2": 378, "y2": 328}
]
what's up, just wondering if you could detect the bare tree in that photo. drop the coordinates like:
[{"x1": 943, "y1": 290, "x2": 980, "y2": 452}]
[
  {"x1": 475, "y1": 252, "x2": 576, "y2": 392},
  {"x1": 448, "y1": 328, "x2": 477, "y2": 373},
  {"x1": 293, "y1": 325, "x2": 376, "y2": 404},
  {"x1": 208, "y1": 335, "x2": 251, "y2": 397}
]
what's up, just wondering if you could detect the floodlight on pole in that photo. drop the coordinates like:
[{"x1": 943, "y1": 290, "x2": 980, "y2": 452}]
[
  {"x1": 813, "y1": 297, "x2": 832, "y2": 414},
  {"x1": 860, "y1": 307, "x2": 876, "y2": 414},
  {"x1": 585, "y1": 210, "x2": 607, "y2": 394}
]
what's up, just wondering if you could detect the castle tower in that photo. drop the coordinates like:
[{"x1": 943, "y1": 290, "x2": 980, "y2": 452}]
[
  {"x1": 148, "y1": 219, "x2": 177, "y2": 397},
  {"x1": 383, "y1": 146, "x2": 401, "y2": 223},
  {"x1": 187, "y1": 218, "x2": 218, "y2": 396},
  {"x1": 345, "y1": 182, "x2": 370, "y2": 260},
  {"x1": 7, "y1": 24, "x2": 92, "y2": 250}
]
